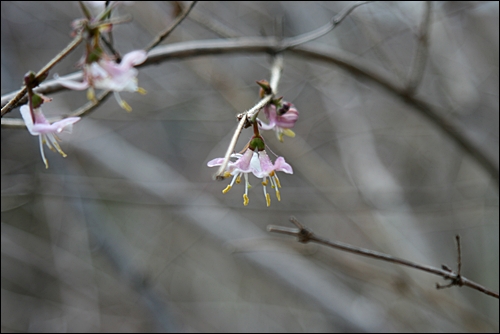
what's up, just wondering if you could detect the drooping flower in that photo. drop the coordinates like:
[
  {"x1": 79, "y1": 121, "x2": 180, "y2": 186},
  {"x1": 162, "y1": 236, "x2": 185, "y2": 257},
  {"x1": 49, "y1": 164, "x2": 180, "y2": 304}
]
[
  {"x1": 259, "y1": 102, "x2": 299, "y2": 142},
  {"x1": 20, "y1": 105, "x2": 81, "y2": 169},
  {"x1": 207, "y1": 141, "x2": 293, "y2": 206},
  {"x1": 56, "y1": 50, "x2": 147, "y2": 111},
  {"x1": 251, "y1": 150, "x2": 293, "y2": 206}
]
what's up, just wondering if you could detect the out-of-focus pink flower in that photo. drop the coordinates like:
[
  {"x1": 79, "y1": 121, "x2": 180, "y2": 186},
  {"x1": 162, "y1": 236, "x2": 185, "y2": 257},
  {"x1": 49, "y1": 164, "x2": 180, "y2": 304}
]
[
  {"x1": 20, "y1": 105, "x2": 81, "y2": 168},
  {"x1": 207, "y1": 148, "x2": 293, "y2": 207},
  {"x1": 57, "y1": 50, "x2": 147, "y2": 111},
  {"x1": 259, "y1": 102, "x2": 299, "y2": 142}
]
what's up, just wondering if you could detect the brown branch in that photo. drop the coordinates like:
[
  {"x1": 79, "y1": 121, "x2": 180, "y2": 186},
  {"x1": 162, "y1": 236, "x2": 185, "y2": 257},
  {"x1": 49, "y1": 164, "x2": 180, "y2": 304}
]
[
  {"x1": 268, "y1": 217, "x2": 499, "y2": 299},
  {"x1": 1, "y1": 33, "x2": 83, "y2": 117}
]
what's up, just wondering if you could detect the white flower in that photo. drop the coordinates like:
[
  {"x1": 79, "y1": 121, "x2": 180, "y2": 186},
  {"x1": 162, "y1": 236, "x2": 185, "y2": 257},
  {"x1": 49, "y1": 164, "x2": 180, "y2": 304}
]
[
  {"x1": 208, "y1": 148, "x2": 293, "y2": 206},
  {"x1": 57, "y1": 50, "x2": 147, "y2": 111},
  {"x1": 20, "y1": 105, "x2": 81, "y2": 168}
]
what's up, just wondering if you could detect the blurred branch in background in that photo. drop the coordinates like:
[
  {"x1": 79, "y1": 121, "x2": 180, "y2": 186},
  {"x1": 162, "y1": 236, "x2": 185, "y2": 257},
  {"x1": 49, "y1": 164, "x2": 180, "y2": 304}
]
[{"x1": 268, "y1": 217, "x2": 499, "y2": 299}]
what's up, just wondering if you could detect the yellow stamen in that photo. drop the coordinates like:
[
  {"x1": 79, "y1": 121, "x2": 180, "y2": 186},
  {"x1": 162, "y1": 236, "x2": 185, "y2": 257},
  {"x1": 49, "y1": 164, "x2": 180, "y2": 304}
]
[
  {"x1": 283, "y1": 129, "x2": 295, "y2": 138},
  {"x1": 223, "y1": 171, "x2": 232, "y2": 178},
  {"x1": 222, "y1": 185, "x2": 232, "y2": 194},
  {"x1": 120, "y1": 100, "x2": 133, "y2": 112},
  {"x1": 274, "y1": 175, "x2": 281, "y2": 188},
  {"x1": 262, "y1": 180, "x2": 268, "y2": 186},
  {"x1": 243, "y1": 194, "x2": 249, "y2": 206},
  {"x1": 236, "y1": 175, "x2": 241, "y2": 184},
  {"x1": 87, "y1": 88, "x2": 97, "y2": 102},
  {"x1": 276, "y1": 190, "x2": 281, "y2": 201},
  {"x1": 51, "y1": 141, "x2": 67, "y2": 157},
  {"x1": 137, "y1": 87, "x2": 147, "y2": 95},
  {"x1": 266, "y1": 193, "x2": 271, "y2": 207}
]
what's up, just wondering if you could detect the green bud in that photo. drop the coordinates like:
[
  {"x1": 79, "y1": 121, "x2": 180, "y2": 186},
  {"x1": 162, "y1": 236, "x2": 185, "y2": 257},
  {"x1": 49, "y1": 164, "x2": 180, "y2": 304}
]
[
  {"x1": 249, "y1": 136, "x2": 266, "y2": 151},
  {"x1": 256, "y1": 79, "x2": 272, "y2": 98},
  {"x1": 87, "y1": 47, "x2": 103, "y2": 63},
  {"x1": 31, "y1": 94, "x2": 43, "y2": 109},
  {"x1": 271, "y1": 96, "x2": 283, "y2": 107}
]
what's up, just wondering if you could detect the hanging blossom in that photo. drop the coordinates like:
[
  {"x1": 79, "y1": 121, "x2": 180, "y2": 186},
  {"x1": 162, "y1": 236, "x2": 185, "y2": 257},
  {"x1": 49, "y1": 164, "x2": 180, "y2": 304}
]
[
  {"x1": 56, "y1": 50, "x2": 147, "y2": 112},
  {"x1": 259, "y1": 102, "x2": 299, "y2": 142},
  {"x1": 207, "y1": 137, "x2": 293, "y2": 207},
  {"x1": 20, "y1": 105, "x2": 81, "y2": 169}
]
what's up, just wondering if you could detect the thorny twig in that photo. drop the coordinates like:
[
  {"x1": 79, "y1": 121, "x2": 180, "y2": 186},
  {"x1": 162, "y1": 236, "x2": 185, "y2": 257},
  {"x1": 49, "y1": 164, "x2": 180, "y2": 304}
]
[{"x1": 268, "y1": 217, "x2": 499, "y2": 299}]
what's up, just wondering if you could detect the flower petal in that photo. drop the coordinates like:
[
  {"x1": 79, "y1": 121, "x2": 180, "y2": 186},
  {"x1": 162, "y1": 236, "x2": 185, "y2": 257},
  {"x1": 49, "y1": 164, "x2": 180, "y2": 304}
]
[
  {"x1": 274, "y1": 157, "x2": 293, "y2": 174},
  {"x1": 20, "y1": 105, "x2": 36, "y2": 135},
  {"x1": 56, "y1": 77, "x2": 90, "y2": 90},
  {"x1": 120, "y1": 50, "x2": 147, "y2": 68}
]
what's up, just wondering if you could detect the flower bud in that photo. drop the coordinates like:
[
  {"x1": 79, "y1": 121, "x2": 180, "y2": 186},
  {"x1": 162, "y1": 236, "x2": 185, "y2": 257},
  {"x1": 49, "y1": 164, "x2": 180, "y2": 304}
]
[{"x1": 249, "y1": 136, "x2": 266, "y2": 152}]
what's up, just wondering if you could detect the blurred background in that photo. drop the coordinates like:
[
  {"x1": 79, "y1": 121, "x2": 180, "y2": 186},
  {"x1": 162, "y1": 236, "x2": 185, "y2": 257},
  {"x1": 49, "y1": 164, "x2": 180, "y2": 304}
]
[{"x1": 1, "y1": 1, "x2": 498, "y2": 332}]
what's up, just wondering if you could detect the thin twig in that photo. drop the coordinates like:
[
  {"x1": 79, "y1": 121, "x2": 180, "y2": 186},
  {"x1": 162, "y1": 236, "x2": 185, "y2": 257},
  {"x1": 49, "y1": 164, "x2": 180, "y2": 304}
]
[
  {"x1": 437, "y1": 235, "x2": 463, "y2": 290},
  {"x1": 268, "y1": 217, "x2": 499, "y2": 299},
  {"x1": 144, "y1": 1, "x2": 198, "y2": 52},
  {"x1": 406, "y1": 1, "x2": 432, "y2": 94},
  {"x1": 283, "y1": 1, "x2": 372, "y2": 49},
  {"x1": 1, "y1": 33, "x2": 83, "y2": 117}
]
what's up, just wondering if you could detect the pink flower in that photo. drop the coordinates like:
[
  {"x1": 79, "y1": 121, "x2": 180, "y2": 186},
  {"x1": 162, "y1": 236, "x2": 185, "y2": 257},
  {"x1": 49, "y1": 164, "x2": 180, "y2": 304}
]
[
  {"x1": 259, "y1": 102, "x2": 299, "y2": 142},
  {"x1": 20, "y1": 105, "x2": 81, "y2": 169},
  {"x1": 57, "y1": 50, "x2": 147, "y2": 111},
  {"x1": 207, "y1": 149, "x2": 293, "y2": 206}
]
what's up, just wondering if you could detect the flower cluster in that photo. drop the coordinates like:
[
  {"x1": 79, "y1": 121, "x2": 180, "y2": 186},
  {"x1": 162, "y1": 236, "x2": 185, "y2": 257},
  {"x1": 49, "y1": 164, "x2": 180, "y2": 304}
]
[
  {"x1": 208, "y1": 142, "x2": 293, "y2": 207},
  {"x1": 208, "y1": 83, "x2": 299, "y2": 207},
  {"x1": 56, "y1": 2, "x2": 147, "y2": 111},
  {"x1": 19, "y1": 2, "x2": 144, "y2": 169},
  {"x1": 57, "y1": 50, "x2": 147, "y2": 112}
]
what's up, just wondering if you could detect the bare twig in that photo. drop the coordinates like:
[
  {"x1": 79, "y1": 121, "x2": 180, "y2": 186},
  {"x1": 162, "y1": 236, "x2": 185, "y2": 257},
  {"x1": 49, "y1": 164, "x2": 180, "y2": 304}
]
[
  {"x1": 406, "y1": 1, "x2": 432, "y2": 94},
  {"x1": 283, "y1": 1, "x2": 372, "y2": 49},
  {"x1": 1, "y1": 33, "x2": 83, "y2": 117},
  {"x1": 436, "y1": 235, "x2": 463, "y2": 290},
  {"x1": 144, "y1": 1, "x2": 198, "y2": 52},
  {"x1": 268, "y1": 217, "x2": 499, "y2": 299}
]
